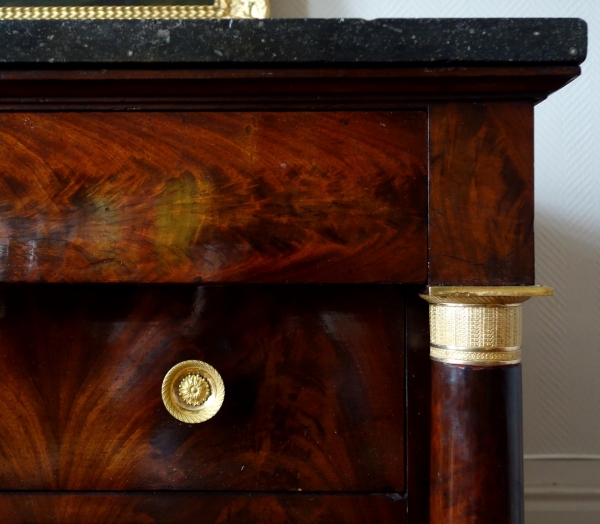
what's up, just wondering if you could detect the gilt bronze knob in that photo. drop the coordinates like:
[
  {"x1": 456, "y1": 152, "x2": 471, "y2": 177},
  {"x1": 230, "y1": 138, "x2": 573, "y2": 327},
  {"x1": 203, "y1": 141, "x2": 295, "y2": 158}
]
[{"x1": 161, "y1": 360, "x2": 225, "y2": 423}]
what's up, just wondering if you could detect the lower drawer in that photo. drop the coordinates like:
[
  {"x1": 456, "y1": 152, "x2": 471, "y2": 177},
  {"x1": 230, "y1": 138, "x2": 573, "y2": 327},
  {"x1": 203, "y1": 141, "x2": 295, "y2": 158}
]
[
  {"x1": 0, "y1": 285, "x2": 405, "y2": 492},
  {"x1": 0, "y1": 493, "x2": 406, "y2": 524}
]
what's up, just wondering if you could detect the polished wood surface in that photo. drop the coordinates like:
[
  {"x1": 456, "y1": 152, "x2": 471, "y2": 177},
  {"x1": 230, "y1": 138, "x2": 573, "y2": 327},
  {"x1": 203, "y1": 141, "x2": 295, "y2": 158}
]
[
  {"x1": 429, "y1": 102, "x2": 535, "y2": 285},
  {"x1": 0, "y1": 492, "x2": 406, "y2": 524},
  {"x1": 430, "y1": 362, "x2": 524, "y2": 524},
  {"x1": 0, "y1": 55, "x2": 582, "y2": 522},
  {"x1": 0, "y1": 284, "x2": 405, "y2": 492},
  {"x1": 0, "y1": 111, "x2": 427, "y2": 284},
  {"x1": 405, "y1": 289, "x2": 431, "y2": 523},
  {"x1": 0, "y1": 66, "x2": 580, "y2": 111}
]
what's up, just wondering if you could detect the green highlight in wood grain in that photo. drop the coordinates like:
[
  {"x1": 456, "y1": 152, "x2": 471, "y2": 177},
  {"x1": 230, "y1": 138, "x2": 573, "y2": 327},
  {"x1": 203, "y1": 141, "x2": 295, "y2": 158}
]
[
  {"x1": 0, "y1": 111, "x2": 427, "y2": 283},
  {"x1": 154, "y1": 174, "x2": 208, "y2": 253},
  {"x1": 85, "y1": 197, "x2": 122, "y2": 261}
]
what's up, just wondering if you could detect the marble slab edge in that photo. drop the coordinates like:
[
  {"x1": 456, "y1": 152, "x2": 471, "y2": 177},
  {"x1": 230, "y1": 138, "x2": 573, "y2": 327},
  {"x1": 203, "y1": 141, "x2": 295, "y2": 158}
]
[{"x1": 0, "y1": 18, "x2": 587, "y2": 66}]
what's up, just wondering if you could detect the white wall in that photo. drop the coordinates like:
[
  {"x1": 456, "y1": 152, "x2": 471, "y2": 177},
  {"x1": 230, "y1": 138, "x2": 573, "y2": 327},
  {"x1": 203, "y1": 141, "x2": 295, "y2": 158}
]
[{"x1": 270, "y1": 1, "x2": 600, "y2": 522}]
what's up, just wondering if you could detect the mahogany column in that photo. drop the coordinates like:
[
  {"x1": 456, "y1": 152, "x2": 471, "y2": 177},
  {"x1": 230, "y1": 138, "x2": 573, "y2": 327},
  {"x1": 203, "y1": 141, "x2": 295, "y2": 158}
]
[{"x1": 421, "y1": 286, "x2": 552, "y2": 524}]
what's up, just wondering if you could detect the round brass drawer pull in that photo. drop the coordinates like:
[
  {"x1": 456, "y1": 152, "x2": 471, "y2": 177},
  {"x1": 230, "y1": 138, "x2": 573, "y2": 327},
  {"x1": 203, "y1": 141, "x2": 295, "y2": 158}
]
[{"x1": 162, "y1": 360, "x2": 225, "y2": 424}]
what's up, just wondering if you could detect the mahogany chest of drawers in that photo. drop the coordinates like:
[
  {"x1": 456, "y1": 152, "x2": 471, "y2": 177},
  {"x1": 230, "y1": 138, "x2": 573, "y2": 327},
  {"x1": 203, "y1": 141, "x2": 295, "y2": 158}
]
[{"x1": 0, "y1": 18, "x2": 587, "y2": 524}]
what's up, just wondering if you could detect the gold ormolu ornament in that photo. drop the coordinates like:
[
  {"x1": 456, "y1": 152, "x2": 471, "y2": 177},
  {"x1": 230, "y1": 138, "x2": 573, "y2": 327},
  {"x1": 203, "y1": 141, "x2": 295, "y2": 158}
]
[
  {"x1": 420, "y1": 286, "x2": 553, "y2": 366},
  {"x1": 0, "y1": 0, "x2": 270, "y2": 20},
  {"x1": 179, "y1": 374, "x2": 211, "y2": 407},
  {"x1": 162, "y1": 360, "x2": 225, "y2": 423}
]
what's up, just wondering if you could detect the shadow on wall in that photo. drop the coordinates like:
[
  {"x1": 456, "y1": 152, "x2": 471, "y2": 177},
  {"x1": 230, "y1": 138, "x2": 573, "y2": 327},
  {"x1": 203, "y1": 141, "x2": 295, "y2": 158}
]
[{"x1": 522, "y1": 207, "x2": 600, "y2": 454}]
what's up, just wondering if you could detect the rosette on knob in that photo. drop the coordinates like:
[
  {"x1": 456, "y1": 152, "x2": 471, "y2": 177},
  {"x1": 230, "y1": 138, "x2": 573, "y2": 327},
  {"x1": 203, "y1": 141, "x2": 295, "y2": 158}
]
[{"x1": 161, "y1": 360, "x2": 225, "y2": 423}]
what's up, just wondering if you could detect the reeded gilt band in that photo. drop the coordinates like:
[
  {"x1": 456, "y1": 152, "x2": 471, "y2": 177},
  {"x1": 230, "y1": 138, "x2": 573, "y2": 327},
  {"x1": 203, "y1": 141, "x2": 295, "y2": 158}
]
[{"x1": 420, "y1": 286, "x2": 553, "y2": 366}]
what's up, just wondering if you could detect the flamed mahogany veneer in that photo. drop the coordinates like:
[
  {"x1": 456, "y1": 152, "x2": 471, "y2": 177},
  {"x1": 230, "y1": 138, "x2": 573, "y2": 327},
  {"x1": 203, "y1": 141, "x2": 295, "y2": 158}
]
[
  {"x1": 0, "y1": 285, "x2": 405, "y2": 492},
  {"x1": 0, "y1": 111, "x2": 427, "y2": 284},
  {"x1": 0, "y1": 17, "x2": 586, "y2": 524}
]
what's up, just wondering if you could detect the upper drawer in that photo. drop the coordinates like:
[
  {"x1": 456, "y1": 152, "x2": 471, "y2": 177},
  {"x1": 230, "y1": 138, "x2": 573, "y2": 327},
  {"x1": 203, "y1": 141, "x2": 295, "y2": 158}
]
[{"x1": 0, "y1": 111, "x2": 427, "y2": 283}]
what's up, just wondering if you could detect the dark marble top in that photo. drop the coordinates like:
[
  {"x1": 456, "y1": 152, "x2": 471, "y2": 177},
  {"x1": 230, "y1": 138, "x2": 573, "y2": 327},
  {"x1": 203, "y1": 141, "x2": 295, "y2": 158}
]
[{"x1": 0, "y1": 18, "x2": 587, "y2": 66}]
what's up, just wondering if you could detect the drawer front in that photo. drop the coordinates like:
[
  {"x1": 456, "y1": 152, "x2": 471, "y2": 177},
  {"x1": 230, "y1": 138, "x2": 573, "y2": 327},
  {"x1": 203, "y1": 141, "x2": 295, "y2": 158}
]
[
  {"x1": 0, "y1": 111, "x2": 427, "y2": 283},
  {"x1": 0, "y1": 285, "x2": 405, "y2": 492}
]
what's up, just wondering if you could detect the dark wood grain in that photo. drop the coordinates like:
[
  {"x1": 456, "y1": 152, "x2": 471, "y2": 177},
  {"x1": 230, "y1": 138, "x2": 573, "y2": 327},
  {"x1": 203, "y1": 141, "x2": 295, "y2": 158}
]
[
  {"x1": 0, "y1": 284, "x2": 405, "y2": 492},
  {"x1": 429, "y1": 102, "x2": 535, "y2": 285},
  {"x1": 0, "y1": 54, "x2": 579, "y2": 523},
  {"x1": 0, "y1": 492, "x2": 406, "y2": 524},
  {"x1": 430, "y1": 362, "x2": 524, "y2": 524},
  {"x1": 0, "y1": 111, "x2": 427, "y2": 284},
  {"x1": 0, "y1": 66, "x2": 580, "y2": 110},
  {"x1": 405, "y1": 288, "x2": 431, "y2": 524}
]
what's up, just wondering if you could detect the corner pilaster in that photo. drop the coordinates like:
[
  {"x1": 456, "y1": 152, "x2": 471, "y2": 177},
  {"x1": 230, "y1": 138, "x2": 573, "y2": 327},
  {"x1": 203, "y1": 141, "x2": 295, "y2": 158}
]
[{"x1": 421, "y1": 286, "x2": 552, "y2": 523}]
